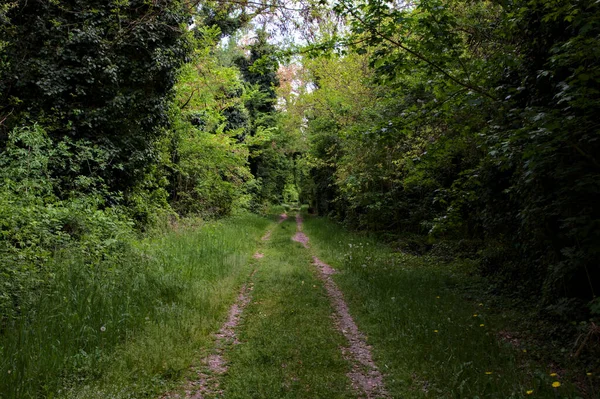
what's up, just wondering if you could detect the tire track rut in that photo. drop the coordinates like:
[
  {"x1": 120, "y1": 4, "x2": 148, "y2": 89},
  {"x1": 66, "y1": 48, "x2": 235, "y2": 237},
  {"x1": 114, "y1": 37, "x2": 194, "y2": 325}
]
[{"x1": 293, "y1": 213, "x2": 389, "y2": 399}]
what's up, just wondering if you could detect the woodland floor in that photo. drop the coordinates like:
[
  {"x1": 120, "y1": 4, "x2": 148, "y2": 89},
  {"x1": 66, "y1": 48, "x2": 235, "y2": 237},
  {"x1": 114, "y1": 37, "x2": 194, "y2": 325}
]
[{"x1": 157, "y1": 209, "x2": 586, "y2": 399}]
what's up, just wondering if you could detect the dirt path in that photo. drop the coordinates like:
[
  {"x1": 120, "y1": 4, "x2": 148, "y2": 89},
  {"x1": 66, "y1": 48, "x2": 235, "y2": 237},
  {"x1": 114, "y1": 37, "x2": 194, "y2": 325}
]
[
  {"x1": 161, "y1": 221, "x2": 279, "y2": 399},
  {"x1": 294, "y1": 214, "x2": 389, "y2": 399},
  {"x1": 163, "y1": 212, "x2": 388, "y2": 398},
  {"x1": 261, "y1": 213, "x2": 287, "y2": 241},
  {"x1": 291, "y1": 213, "x2": 310, "y2": 248},
  {"x1": 161, "y1": 270, "x2": 256, "y2": 399}
]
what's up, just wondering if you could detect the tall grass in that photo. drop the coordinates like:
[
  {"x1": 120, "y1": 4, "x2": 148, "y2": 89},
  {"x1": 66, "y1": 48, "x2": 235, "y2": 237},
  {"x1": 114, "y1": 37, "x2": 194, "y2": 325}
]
[
  {"x1": 0, "y1": 214, "x2": 269, "y2": 399},
  {"x1": 303, "y1": 215, "x2": 581, "y2": 398}
]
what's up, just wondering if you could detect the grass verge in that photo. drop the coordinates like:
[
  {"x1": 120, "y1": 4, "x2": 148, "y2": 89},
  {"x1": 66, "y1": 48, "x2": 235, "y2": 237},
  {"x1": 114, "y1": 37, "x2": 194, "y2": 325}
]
[
  {"x1": 0, "y1": 213, "x2": 270, "y2": 399},
  {"x1": 302, "y1": 214, "x2": 585, "y2": 399}
]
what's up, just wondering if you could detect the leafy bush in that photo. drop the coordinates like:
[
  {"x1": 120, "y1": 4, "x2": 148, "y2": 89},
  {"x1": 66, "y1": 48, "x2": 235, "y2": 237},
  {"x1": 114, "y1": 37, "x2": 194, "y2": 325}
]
[{"x1": 0, "y1": 125, "x2": 134, "y2": 324}]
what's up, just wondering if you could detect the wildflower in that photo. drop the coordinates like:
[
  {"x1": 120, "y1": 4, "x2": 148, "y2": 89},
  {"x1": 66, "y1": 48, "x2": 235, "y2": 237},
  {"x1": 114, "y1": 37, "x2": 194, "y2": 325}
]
[
  {"x1": 434, "y1": 330, "x2": 439, "y2": 333},
  {"x1": 526, "y1": 390, "x2": 533, "y2": 395},
  {"x1": 473, "y1": 314, "x2": 478, "y2": 317},
  {"x1": 522, "y1": 349, "x2": 527, "y2": 353},
  {"x1": 485, "y1": 371, "x2": 492, "y2": 375},
  {"x1": 478, "y1": 303, "x2": 483, "y2": 306},
  {"x1": 550, "y1": 373, "x2": 557, "y2": 377},
  {"x1": 436, "y1": 296, "x2": 440, "y2": 299},
  {"x1": 7, "y1": 370, "x2": 11, "y2": 374},
  {"x1": 480, "y1": 324, "x2": 485, "y2": 327},
  {"x1": 552, "y1": 381, "x2": 561, "y2": 388},
  {"x1": 100, "y1": 326, "x2": 106, "y2": 332},
  {"x1": 587, "y1": 372, "x2": 592, "y2": 376}
]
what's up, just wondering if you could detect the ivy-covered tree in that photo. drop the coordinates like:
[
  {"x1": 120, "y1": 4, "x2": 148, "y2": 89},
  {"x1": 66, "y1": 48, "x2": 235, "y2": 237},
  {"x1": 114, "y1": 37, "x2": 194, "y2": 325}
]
[
  {"x1": 163, "y1": 26, "x2": 253, "y2": 217},
  {"x1": 233, "y1": 30, "x2": 296, "y2": 205},
  {"x1": 0, "y1": 0, "x2": 192, "y2": 196},
  {"x1": 235, "y1": 29, "x2": 280, "y2": 123}
]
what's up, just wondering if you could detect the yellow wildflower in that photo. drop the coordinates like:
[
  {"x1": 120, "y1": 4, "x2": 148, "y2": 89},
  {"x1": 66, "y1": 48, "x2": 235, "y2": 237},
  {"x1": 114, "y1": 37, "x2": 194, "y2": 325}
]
[
  {"x1": 522, "y1": 349, "x2": 527, "y2": 353},
  {"x1": 473, "y1": 314, "x2": 478, "y2": 317},
  {"x1": 480, "y1": 324, "x2": 485, "y2": 327},
  {"x1": 550, "y1": 373, "x2": 557, "y2": 377},
  {"x1": 587, "y1": 372, "x2": 592, "y2": 376},
  {"x1": 526, "y1": 390, "x2": 534, "y2": 395},
  {"x1": 485, "y1": 371, "x2": 493, "y2": 375},
  {"x1": 434, "y1": 330, "x2": 439, "y2": 333},
  {"x1": 552, "y1": 381, "x2": 561, "y2": 388}
]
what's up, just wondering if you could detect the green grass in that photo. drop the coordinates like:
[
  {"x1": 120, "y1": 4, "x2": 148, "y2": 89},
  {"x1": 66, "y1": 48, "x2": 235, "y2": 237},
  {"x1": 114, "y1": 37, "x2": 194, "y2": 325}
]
[
  {"x1": 3, "y1": 209, "x2": 589, "y2": 398},
  {"x1": 302, "y1": 215, "x2": 582, "y2": 399},
  {"x1": 0, "y1": 213, "x2": 270, "y2": 399},
  {"x1": 221, "y1": 215, "x2": 355, "y2": 399}
]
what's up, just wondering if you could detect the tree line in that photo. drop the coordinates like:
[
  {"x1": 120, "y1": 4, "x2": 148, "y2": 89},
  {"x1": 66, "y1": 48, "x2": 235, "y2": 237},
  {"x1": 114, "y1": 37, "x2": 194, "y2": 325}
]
[
  {"x1": 0, "y1": 0, "x2": 297, "y2": 326},
  {"x1": 288, "y1": 0, "x2": 599, "y2": 358}
]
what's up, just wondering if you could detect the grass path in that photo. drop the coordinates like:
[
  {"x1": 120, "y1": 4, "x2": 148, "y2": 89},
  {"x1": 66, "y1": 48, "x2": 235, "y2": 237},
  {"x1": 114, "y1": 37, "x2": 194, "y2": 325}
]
[
  {"x1": 218, "y1": 213, "x2": 356, "y2": 398},
  {"x1": 185, "y1": 211, "x2": 583, "y2": 399},
  {"x1": 4, "y1": 210, "x2": 583, "y2": 398},
  {"x1": 183, "y1": 212, "x2": 392, "y2": 399}
]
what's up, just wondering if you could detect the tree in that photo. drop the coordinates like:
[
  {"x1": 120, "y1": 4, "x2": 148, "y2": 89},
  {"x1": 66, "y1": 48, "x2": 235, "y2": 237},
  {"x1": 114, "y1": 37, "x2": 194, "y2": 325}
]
[
  {"x1": 297, "y1": 0, "x2": 600, "y2": 322},
  {"x1": 0, "y1": 0, "x2": 193, "y2": 197}
]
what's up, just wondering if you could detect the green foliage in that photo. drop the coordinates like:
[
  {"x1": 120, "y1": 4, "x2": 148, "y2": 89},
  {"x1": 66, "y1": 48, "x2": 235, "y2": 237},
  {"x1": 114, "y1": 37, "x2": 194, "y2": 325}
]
[
  {"x1": 296, "y1": 0, "x2": 600, "y2": 334},
  {"x1": 232, "y1": 29, "x2": 301, "y2": 207},
  {"x1": 165, "y1": 108, "x2": 252, "y2": 217},
  {"x1": 235, "y1": 30, "x2": 281, "y2": 118},
  {"x1": 0, "y1": 0, "x2": 193, "y2": 194},
  {"x1": 0, "y1": 125, "x2": 133, "y2": 324},
  {"x1": 164, "y1": 26, "x2": 255, "y2": 217}
]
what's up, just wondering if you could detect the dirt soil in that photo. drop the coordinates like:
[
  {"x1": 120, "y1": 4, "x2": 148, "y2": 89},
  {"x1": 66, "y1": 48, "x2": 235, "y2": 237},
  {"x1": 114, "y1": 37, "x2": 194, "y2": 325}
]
[
  {"x1": 291, "y1": 232, "x2": 309, "y2": 248},
  {"x1": 313, "y1": 255, "x2": 389, "y2": 398},
  {"x1": 162, "y1": 270, "x2": 257, "y2": 399},
  {"x1": 295, "y1": 214, "x2": 389, "y2": 399}
]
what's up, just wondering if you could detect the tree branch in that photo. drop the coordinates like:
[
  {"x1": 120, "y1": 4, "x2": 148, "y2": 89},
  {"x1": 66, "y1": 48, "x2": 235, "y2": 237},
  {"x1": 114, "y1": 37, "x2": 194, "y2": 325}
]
[{"x1": 340, "y1": 1, "x2": 498, "y2": 101}]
